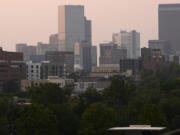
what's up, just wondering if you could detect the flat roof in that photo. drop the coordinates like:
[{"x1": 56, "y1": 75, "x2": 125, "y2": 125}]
[
  {"x1": 108, "y1": 125, "x2": 166, "y2": 131},
  {"x1": 159, "y1": 4, "x2": 180, "y2": 11}
]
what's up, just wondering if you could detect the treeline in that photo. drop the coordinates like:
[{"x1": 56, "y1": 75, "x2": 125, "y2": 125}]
[{"x1": 0, "y1": 63, "x2": 180, "y2": 135}]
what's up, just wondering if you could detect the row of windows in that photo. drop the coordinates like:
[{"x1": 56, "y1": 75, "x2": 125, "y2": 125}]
[{"x1": 27, "y1": 65, "x2": 40, "y2": 68}]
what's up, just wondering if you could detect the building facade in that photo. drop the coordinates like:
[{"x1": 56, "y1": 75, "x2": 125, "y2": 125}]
[
  {"x1": 91, "y1": 46, "x2": 97, "y2": 72},
  {"x1": 112, "y1": 30, "x2": 140, "y2": 59},
  {"x1": 99, "y1": 42, "x2": 127, "y2": 67},
  {"x1": 141, "y1": 47, "x2": 170, "y2": 71},
  {"x1": 16, "y1": 44, "x2": 37, "y2": 61},
  {"x1": 36, "y1": 42, "x2": 58, "y2": 55},
  {"x1": 159, "y1": 4, "x2": 180, "y2": 54},
  {"x1": 119, "y1": 59, "x2": 141, "y2": 75},
  {"x1": 26, "y1": 61, "x2": 41, "y2": 80},
  {"x1": 45, "y1": 51, "x2": 74, "y2": 75},
  {"x1": 74, "y1": 41, "x2": 93, "y2": 72},
  {"x1": 58, "y1": 5, "x2": 91, "y2": 52},
  {"x1": 21, "y1": 76, "x2": 74, "y2": 91},
  {"x1": 148, "y1": 40, "x2": 171, "y2": 54},
  {"x1": 0, "y1": 48, "x2": 26, "y2": 90},
  {"x1": 49, "y1": 34, "x2": 59, "y2": 46}
]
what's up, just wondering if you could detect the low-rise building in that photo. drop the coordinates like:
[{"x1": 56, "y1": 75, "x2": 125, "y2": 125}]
[
  {"x1": 148, "y1": 40, "x2": 171, "y2": 55},
  {"x1": 119, "y1": 59, "x2": 141, "y2": 75},
  {"x1": 74, "y1": 77, "x2": 111, "y2": 92},
  {"x1": 21, "y1": 76, "x2": 74, "y2": 91},
  {"x1": 74, "y1": 80, "x2": 111, "y2": 92},
  {"x1": 141, "y1": 48, "x2": 170, "y2": 71}
]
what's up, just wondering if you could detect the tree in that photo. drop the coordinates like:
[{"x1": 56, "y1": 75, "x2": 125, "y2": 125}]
[
  {"x1": 79, "y1": 103, "x2": 117, "y2": 135},
  {"x1": 28, "y1": 83, "x2": 68, "y2": 105},
  {"x1": 102, "y1": 78, "x2": 135, "y2": 109},
  {"x1": 79, "y1": 88, "x2": 102, "y2": 105},
  {"x1": 159, "y1": 97, "x2": 180, "y2": 128},
  {"x1": 49, "y1": 104, "x2": 79, "y2": 135},
  {"x1": 138, "y1": 104, "x2": 167, "y2": 126},
  {"x1": 16, "y1": 104, "x2": 58, "y2": 135},
  {"x1": 0, "y1": 98, "x2": 10, "y2": 135},
  {"x1": 74, "y1": 88, "x2": 102, "y2": 116}
]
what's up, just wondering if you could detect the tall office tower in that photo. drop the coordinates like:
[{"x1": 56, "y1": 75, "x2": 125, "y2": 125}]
[
  {"x1": 159, "y1": 4, "x2": 180, "y2": 54},
  {"x1": 91, "y1": 46, "x2": 97, "y2": 71},
  {"x1": 74, "y1": 42, "x2": 83, "y2": 71},
  {"x1": 16, "y1": 44, "x2": 37, "y2": 61},
  {"x1": 112, "y1": 30, "x2": 140, "y2": 59},
  {"x1": 74, "y1": 41, "x2": 92, "y2": 72},
  {"x1": 82, "y1": 42, "x2": 92, "y2": 72},
  {"x1": 58, "y1": 5, "x2": 91, "y2": 52},
  {"x1": 84, "y1": 17, "x2": 92, "y2": 44}
]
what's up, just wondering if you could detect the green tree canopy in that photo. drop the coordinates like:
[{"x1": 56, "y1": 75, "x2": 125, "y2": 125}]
[
  {"x1": 16, "y1": 104, "x2": 58, "y2": 135},
  {"x1": 28, "y1": 83, "x2": 69, "y2": 105},
  {"x1": 79, "y1": 103, "x2": 117, "y2": 135},
  {"x1": 102, "y1": 78, "x2": 135, "y2": 109},
  {"x1": 138, "y1": 104, "x2": 167, "y2": 126},
  {"x1": 48, "y1": 104, "x2": 79, "y2": 135},
  {"x1": 74, "y1": 88, "x2": 102, "y2": 116}
]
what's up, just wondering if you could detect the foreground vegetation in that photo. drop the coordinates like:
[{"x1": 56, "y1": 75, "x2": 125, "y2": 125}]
[{"x1": 0, "y1": 63, "x2": 180, "y2": 135}]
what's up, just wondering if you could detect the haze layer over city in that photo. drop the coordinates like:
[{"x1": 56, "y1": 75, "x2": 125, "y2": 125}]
[{"x1": 0, "y1": 0, "x2": 180, "y2": 51}]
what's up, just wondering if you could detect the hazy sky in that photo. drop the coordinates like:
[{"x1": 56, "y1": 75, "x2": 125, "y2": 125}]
[{"x1": 0, "y1": 0, "x2": 180, "y2": 51}]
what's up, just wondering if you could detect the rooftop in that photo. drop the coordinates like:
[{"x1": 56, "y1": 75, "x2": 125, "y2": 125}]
[
  {"x1": 108, "y1": 125, "x2": 166, "y2": 131},
  {"x1": 159, "y1": 4, "x2": 180, "y2": 11}
]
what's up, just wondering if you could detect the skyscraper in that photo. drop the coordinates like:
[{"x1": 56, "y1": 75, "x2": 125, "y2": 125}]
[
  {"x1": 91, "y1": 46, "x2": 97, "y2": 71},
  {"x1": 74, "y1": 41, "x2": 92, "y2": 72},
  {"x1": 58, "y1": 5, "x2": 91, "y2": 52},
  {"x1": 159, "y1": 4, "x2": 180, "y2": 54},
  {"x1": 112, "y1": 30, "x2": 140, "y2": 59}
]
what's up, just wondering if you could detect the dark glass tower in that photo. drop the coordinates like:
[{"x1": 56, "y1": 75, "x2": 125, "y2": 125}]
[{"x1": 159, "y1": 4, "x2": 180, "y2": 54}]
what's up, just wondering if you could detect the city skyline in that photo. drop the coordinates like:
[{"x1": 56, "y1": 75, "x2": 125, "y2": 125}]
[{"x1": 0, "y1": 0, "x2": 180, "y2": 51}]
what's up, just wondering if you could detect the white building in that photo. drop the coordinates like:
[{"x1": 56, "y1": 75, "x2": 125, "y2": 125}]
[
  {"x1": 112, "y1": 30, "x2": 140, "y2": 59},
  {"x1": 26, "y1": 61, "x2": 41, "y2": 80},
  {"x1": 58, "y1": 5, "x2": 91, "y2": 52}
]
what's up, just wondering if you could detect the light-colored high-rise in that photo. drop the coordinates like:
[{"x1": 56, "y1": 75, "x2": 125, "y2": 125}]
[
  {"x1": 58, "y1": 5, "x2": 91, "y2": 52},
  {"x1": 112, "y1": 30, "x2": 140, "y2": 59}
]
